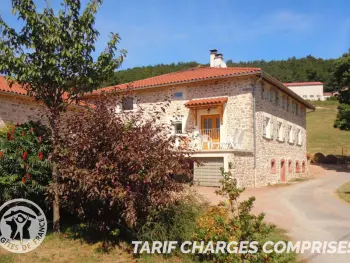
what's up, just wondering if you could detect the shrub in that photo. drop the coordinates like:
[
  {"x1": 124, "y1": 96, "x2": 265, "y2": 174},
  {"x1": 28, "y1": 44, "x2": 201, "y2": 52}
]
[
  {"x1": 0, "y1": 121, "x2": 52, "y2": 206},
  {"x1": 334, "y1": 103, "x2": 350, "y2": 131},
  {"x1": 324, "y1": 154, "x2": 338, "y2": 164},
  {"x1": 137, "y1": 192, "x2": 206, "y2": 243},
  {"x1": 53, "y1": 98, "x2": 194, "y2": 241},
  {"x1": 192, "y1": 167, "x2": 289, "y2": 263},
  {"x1": 312, "y1": 152, "x2": 326, "y2": 163}
]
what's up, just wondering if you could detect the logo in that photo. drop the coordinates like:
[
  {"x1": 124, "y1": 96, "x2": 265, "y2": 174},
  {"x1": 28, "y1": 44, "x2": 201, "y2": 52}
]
[{"x1": 0, "y1": 199, "x2": 47, "y2": 253}]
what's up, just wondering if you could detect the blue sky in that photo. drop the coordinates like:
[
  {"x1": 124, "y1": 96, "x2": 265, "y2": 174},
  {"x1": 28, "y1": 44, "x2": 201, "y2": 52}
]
[{"x1": 1, "y1": 0, "x2": 349, "y2": 69}]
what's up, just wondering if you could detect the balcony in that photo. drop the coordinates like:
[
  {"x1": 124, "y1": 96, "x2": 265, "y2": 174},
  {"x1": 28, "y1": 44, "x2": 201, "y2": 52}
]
[{"x1": 175, "y1": 128, "x2": 252, "y2": 152}]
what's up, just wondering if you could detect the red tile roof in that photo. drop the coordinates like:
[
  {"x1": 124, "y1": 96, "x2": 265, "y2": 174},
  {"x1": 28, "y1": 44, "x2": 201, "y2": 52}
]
[
  {"x1": 0, "y1": 76, "x2": 27, "y2": 95},
  {"x1": 283, "y1": 82, "x2": 323, "y2": 86},
  {"x1": 185, "y1": 97, "x2": 228, "y2": 107},
  {"x1": 89, "y1": 67, "x2": 261, "y2": 95}
]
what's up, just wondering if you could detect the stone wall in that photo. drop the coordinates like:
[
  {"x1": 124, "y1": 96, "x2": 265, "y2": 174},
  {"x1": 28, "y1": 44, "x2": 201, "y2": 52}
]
[
  {"x1": 255, "y1": 81, "x2": 308, "y2": 186},
  {"x1": 129, "y1": 76, "x2": 255, "y2": 151},
  {"x1": 0, "y1": 93, "x2": 46, "y2": 127}
]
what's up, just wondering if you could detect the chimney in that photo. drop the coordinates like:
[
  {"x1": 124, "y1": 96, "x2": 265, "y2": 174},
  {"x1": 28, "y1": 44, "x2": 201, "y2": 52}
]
[
  {"x1": 210, "y1": 49, "x2": 217, "y2": 67},
  {"x1": 209, "y1": 50, "x2": 227, "y2": 68}
]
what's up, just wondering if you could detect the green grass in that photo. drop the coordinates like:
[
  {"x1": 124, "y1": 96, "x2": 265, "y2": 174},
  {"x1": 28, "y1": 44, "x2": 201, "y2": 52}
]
[
  {"x1": 0, "y1": 229, "x2": 297, "y2": 263},
  {"x1": 307, "y1": 100, "x2": 350, "y2": 156},
  {"x1": 337, "y1": 181, "x2": 350, "y2": 204}
]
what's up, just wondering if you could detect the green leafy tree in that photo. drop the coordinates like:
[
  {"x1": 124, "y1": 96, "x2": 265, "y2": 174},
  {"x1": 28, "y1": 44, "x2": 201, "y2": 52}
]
[
  {"x1": 332, "y1": 50, "x2": 350, "y2": 130},
  {"x1": 0, "y1": 0, "x2": 126, "y2": 232},
  {"x1": 0, "y1": 121, "x2": 51, "y2": 207}
]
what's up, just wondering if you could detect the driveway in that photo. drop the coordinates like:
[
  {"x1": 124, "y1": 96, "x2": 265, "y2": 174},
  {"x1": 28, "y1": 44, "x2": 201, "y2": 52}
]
[{"x1": 195, "y1": 165, "x2": 350, "y2": 263}]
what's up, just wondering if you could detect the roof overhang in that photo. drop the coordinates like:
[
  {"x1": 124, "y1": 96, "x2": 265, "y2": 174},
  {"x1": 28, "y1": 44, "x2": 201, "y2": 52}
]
[{"x1": 260, "y1": 72, "x2": 315, "y2": 110}]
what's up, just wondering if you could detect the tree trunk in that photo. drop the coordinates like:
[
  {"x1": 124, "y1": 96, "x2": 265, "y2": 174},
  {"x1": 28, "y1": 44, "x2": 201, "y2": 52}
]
[
  {"x1": 49, "y1": 111, "x2": 61, "y2": 233},
  {"x1": 52, "y1": 163, "x2": 60, "y2": 232}
]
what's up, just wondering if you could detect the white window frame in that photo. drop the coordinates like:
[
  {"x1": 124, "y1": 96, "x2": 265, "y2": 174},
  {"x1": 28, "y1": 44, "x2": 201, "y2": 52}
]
[
  {"x1": 297, "y1": 128, "x2": 302, "y2": 146},
  {"x1": 174, "y1": 122, "x2": 183, "y2": 134},
  {"x1": 263, "y1": 115, "x2": 271, "y2": 139},
  {"x1": 288, "y1": 125, "x2": 294, "y2": 144},
  {"x1": 277, "y1": 121, "x2": 284, "y2": 142},
  {"x1": 263, "y1": 115, "x2": 272, "y2": 139},
  {"x1": 121, "y1": 97, "x2": 136, "y2": 111}
]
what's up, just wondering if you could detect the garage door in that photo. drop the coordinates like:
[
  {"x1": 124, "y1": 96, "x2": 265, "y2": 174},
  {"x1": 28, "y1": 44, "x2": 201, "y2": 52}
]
[{"x1": 194, "y1": 157, "x2": 224, "y2": 186}]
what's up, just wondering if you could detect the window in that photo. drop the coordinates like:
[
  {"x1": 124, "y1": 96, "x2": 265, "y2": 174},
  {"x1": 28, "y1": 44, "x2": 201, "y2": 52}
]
[
  {"x1": 288, "y1": 160, "x2": 293, "y2": 173},
  {"x1": 282, "y1": 96, "x2": 286, "y2": 110},
  {"x1": 288, "y1": 125, "x2": 294, "y2": 143},
  {"x1": 302, "y1": 161, "x2": 306, "y2": 173},
  {"x1": 122, "y1": 97, "x2": 134, "y2": 111},
  {"x1": 263, "y1": 116, "x2": 273, "y2": 139},
  {"x1": 297, "y1": 128, "x2": 302, "y2": 145},
  {"x1": 296, "y1": 103, "x2": 299, "y2": 116},
  {"x1": 317, "y1": 95, "x2": 321, "y2": 98},
  {"x1": 310, "y1": 95, "x2": 314, "y2": 98},
  {"x1": 296, "y1": 161, "x2": 300, "y2": 173},
  {"x1": 270, "y1": 89, "x2": 275, "y2": 102},
  {"x1": 302, "y1": 95, "x2": 307, "y2": 98},
  {"x1": 271, "y1": 159, "x2": 277, "y2": 174},
  {"x1": 286, "y1": 98, "x2": 290, "y2": 112},
  {"x1": 277, "y1": 121, "x2": 284, "y2": 141},
  {"x1": 264, "y1": 86, "x2": 269, "y2": 100},
  {"x1": 174, "y1": 122, "x2": 183, "y2": 134},
  {"x1": 275, "y1": 92, "x2": 279, "y2": 106},
  {"x1": 173, "y1": 92, "x2": 184, "y2": 99}
]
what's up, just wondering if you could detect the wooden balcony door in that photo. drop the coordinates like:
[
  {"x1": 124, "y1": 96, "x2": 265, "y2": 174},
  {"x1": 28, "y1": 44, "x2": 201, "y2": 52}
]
[{"x1": 201, "y1": 115, "x2": 221, "y2": 143}]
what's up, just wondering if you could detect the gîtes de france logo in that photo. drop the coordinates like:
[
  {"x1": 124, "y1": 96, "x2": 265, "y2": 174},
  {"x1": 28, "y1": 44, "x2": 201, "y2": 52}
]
[{"x1": 0, "y1": 199, "x2": 47, "y2": 253}]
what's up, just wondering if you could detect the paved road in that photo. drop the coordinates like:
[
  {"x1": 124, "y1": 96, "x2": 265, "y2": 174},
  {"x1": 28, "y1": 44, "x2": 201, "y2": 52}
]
[{"x1": 196, "y1": 166, "x2": 350, "y2": 263}]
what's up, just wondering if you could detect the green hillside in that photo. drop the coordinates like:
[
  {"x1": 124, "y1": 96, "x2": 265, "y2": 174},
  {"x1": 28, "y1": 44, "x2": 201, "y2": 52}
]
[
  {"x1": 307, "y1": 101, "x2": 350, "y2": 156},
  {"x1": 105, "y1": 55, "x2": 336, "y2": 91}
]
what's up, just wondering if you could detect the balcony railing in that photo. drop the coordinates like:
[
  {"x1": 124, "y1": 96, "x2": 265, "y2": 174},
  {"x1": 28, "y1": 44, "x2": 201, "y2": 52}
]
[
  {"x1": 174, "y1": 128, "x2": 253, "y2": 151},
  {"x1": 200, "y1": 128, "x2": 220, "y2": 141}
]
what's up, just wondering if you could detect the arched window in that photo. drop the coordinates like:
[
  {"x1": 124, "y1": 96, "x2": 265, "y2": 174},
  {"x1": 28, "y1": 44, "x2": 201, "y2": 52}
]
[
  {"x1": 271, "y1": 159, "x2": 277, "y2": 174},
  {"x1": 296, "y1": 161, "x2": 300, "y2": 173},
  {"x1": 302, "y1": 161, "x2": 306, "y2": 173},
  {"x1": 288, "y1": 160, "x2": 293, "y2": 173}
]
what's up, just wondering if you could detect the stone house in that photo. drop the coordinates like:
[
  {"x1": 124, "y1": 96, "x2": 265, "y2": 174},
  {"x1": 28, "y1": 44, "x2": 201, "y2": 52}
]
[
  {"x1": 0, "y1": 76, "x2": 45, "y2": 127},
  {"x1": 83, "y1": 50, "x2": 315, "y2": 187}
]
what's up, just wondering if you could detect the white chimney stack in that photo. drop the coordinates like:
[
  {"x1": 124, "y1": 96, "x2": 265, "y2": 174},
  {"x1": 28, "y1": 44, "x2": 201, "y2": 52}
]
[
  {"x1": 210, "y1": 49, "x2": 217, "y2": 67},
  {"x1": 209, "y1": 49, "x2": 227, "y2": 68}
]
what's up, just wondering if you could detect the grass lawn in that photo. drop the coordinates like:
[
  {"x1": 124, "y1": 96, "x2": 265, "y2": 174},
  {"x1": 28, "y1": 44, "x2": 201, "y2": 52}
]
[
  {"x1": 307, "y1": 100, "x2": 350, "y2": 156},
  {"x1": 337, "y1": 181, "x2": 350, "y2": 204},
  {"x1": 0, "y1": 228, "x2": 296, "y2": 263}
]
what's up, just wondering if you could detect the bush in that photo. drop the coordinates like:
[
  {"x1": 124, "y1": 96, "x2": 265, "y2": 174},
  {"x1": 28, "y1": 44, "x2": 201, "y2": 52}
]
[
  {"x1": 137, "y1": 192, "x2": 206, "y2": 243},
  {"x1": 53, "y1": 98, "x2": 194, "y2": 241},
  {"x1": 324, "y1": 154, "x2": 338, "y2": 164},
  {"x1": 0, "y1": 121, "x2": 52, "y2": 206},
  {"x1": 312, "y1": 152, "x2": 326, "y2": 163},
  {"x1": 334, "y1": 103, "x2": 350, "y2": 131},
  {"x1": 192, "y1": 167, "x2": 291, "y2": 263}
]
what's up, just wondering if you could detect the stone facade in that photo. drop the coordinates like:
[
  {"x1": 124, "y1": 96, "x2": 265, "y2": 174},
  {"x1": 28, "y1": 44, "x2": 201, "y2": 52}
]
[
  {"x1": 0, "y1": 73, "x2": 309, "y2": 188},
  {"x1": 111, "y1": 75, "x2": 308, "y2": 187},
  {"x1": 0, "y1": 93, "x2": 46, "y2": 127},
  {"x1": 255, "y1": 81, "x2": 308, "y2": 186}
]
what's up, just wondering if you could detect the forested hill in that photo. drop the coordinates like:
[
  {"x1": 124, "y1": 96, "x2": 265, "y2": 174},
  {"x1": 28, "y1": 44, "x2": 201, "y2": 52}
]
[{"x1": 105, "y1": 55, "x2": 336, "y2": 91}]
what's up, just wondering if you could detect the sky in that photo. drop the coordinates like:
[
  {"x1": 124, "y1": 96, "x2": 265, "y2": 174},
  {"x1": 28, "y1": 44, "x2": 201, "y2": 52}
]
[{"x1": 0, "y1": 0, "x2": 349, "y2": 70}]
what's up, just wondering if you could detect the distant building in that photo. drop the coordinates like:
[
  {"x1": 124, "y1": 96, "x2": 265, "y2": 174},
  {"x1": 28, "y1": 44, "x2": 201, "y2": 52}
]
[
  {"x1": 323, "y1": 92, "x2": 333, "y2": 100},
  {"x1": 283, "y1": 82, "x2": 324, "y2": 101}
]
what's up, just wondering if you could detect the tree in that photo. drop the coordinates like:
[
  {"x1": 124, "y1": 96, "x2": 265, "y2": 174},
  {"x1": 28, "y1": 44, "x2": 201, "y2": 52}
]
[
  {"x1": 0, "y1": 0, "x2": 126, "y2": 232},
  {"x1": 332, "y1": 50, "x2": 350, "y2": 130},
  {"x1": 54, "y1": 98, "x2": 193, "y2": 242}
]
